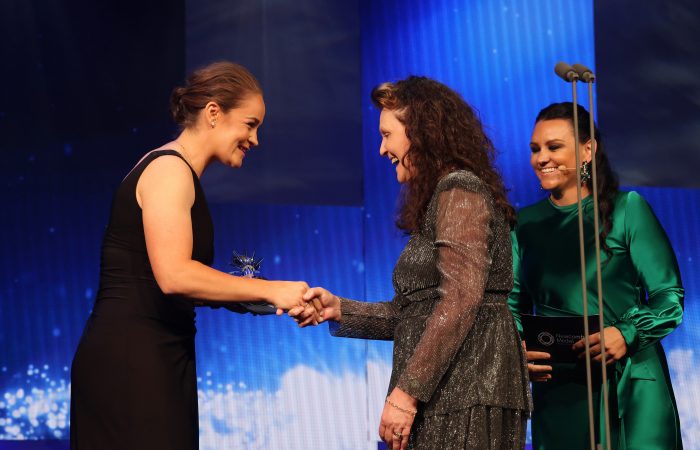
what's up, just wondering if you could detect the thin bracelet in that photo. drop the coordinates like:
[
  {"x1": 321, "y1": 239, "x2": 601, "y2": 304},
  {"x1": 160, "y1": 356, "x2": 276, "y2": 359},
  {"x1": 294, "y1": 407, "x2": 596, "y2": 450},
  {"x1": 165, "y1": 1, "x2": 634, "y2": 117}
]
[{"x1": 385, "y1": 397, "x2": 417, "y2": 416}]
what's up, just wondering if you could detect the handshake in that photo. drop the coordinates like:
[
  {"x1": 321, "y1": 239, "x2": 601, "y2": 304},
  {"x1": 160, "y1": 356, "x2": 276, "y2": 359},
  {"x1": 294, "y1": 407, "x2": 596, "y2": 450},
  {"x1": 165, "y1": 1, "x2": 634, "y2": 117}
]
[
  {"x1": 269, "y1": 283, "x2": 342, "y2": 327},
  {"x1": 228, "y1": 254, "x2": 340, "y2": 324}
]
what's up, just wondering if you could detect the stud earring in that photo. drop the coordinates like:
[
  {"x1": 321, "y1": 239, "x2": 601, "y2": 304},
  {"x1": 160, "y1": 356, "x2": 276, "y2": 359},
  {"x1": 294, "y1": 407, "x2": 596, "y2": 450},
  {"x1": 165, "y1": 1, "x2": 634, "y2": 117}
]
[{"x1": 210, "y1": 120, "x2": 216, "y2": 128}]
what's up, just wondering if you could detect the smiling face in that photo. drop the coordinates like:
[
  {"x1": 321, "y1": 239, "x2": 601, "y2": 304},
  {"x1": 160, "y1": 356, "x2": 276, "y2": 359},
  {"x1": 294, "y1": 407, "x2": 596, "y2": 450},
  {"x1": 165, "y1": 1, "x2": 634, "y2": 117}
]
[
  {"x1": 378, "y1": 108, "x2": 412, "y2": 183},
  {"x1": 212, "y1": 94, "x2": 266, "y2": 168},
  {"x1": 530, "y1": 118, "x2": 592, "y2": 202}
]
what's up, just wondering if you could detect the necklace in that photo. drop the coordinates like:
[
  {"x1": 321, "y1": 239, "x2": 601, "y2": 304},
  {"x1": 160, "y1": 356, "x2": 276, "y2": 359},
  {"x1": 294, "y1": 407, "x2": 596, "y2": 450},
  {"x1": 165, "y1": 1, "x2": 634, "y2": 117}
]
[{"x1": 174, "y1": 140, "x2": 194, "y2": 168}]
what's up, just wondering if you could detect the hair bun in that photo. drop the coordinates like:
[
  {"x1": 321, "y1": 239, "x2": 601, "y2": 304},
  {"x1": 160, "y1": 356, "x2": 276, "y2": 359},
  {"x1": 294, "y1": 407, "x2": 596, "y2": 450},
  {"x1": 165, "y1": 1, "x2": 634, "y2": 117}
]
[{"x1": 169, "y1": 86, "x2": 188, "y2": 126}]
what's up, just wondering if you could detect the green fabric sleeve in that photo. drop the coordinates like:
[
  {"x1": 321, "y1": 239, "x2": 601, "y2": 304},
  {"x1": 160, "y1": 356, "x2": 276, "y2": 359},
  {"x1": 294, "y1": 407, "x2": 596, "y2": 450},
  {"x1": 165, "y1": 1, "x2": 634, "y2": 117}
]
[
  {"x1": 507, "y1": 229, "x2": 532, "y2": 339},
  {"x1": 614, "y1": 192, "x2": 684, "y2": 354}
]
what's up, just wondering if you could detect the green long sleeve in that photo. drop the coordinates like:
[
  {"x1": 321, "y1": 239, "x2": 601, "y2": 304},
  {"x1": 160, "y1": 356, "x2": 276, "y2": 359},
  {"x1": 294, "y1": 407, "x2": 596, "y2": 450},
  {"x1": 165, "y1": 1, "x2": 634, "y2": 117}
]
[
  {"x1": 612, "y1": 192, "x2": 684, "y2": 354},
  {"x1": 507, "y1": 229, "x2": 531, "y2": 338}
]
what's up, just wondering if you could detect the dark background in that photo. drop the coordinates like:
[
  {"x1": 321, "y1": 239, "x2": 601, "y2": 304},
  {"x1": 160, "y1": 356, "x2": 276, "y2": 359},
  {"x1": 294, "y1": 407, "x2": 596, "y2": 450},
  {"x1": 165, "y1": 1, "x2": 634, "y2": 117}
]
[{"x1": 595, "y1": 0, "x2": 700, "y2": 188}]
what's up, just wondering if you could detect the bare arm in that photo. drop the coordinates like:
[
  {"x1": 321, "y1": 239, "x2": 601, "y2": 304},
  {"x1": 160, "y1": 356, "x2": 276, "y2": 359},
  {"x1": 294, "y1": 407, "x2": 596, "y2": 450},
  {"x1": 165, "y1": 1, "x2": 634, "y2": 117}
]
[{"x1": 138, "y1": 155, "x2": 306, "y2": 309}]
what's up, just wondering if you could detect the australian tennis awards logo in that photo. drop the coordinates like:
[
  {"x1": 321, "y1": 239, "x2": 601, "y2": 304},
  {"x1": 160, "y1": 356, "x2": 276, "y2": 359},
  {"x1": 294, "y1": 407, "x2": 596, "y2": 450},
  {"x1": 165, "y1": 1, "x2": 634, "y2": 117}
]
[
  {"x1": 537, "y1": 331, "x2": 583, "y2": 347},
  {"x1": 537, "y1": 331, "x2": 555, "y2": 346}
]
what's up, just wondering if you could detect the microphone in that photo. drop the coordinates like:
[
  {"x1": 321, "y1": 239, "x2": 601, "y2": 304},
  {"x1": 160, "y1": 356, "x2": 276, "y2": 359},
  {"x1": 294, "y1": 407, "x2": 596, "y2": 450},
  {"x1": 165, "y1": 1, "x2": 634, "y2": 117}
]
[
  {"x1": 554, "y1": 61, "x2": 579, "y2": 82},
  {"x1": 572, "y1": 63, "x2": 595, "y2": 82},
  {"x1": 557, "y1": 165, "x2": 576, "y2": 171}
]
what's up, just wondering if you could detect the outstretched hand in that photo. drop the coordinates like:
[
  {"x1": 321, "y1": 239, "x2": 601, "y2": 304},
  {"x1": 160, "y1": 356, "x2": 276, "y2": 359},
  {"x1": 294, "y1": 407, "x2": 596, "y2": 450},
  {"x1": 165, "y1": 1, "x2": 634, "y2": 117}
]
[
  {"x1": 288, "y1": 287, "x2": 341, "y2": 327},
  {"x1": 263, "y1": 281, "x2": 309, "y2": 315}
]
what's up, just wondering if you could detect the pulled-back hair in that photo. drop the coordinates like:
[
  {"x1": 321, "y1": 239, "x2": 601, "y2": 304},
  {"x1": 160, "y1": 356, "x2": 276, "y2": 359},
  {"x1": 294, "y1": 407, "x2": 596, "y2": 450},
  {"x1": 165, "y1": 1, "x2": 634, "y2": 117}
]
[
  {"x1": 170, "y1": 61, "x2": 262, "y2": 130},
  {"x1": 535, "y1": 102, "x2": 619, "y2": 254},
  {"x1": 371, "y1": 76, "x2": 516, "y2": 232}
]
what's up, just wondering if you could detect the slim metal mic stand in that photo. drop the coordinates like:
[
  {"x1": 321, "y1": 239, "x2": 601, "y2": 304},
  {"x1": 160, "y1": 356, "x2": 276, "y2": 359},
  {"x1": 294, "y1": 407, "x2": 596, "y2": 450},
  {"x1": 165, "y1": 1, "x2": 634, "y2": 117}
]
[
  {"x1": 553, "y1": 61, "x2": 596, "y2": 450},
  {"x1": 572, "y1": 62, "x2": 612, "y2": 450}
]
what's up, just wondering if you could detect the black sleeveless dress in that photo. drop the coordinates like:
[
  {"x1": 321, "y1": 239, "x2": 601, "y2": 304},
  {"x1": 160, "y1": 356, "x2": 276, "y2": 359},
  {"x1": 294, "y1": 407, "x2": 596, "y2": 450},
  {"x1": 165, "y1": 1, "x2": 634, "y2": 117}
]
[{"x1": 71, "y1": 150, "x2": 213, "y2": 450}]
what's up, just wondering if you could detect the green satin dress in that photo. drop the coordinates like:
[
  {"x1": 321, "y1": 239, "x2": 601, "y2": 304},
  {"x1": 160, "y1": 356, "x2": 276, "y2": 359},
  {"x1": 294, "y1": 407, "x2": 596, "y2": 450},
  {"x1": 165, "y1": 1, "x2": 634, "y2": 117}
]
[{"x1": 508, "y1": 191, "x2": 684, "y2": 450}]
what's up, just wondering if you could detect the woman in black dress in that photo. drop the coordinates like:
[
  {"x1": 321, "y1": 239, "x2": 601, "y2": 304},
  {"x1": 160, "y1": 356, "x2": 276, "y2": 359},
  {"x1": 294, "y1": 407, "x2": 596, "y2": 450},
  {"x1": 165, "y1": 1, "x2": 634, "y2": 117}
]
[{"x1": 70, "y1": 61, "x2": 309, "y2": 449}]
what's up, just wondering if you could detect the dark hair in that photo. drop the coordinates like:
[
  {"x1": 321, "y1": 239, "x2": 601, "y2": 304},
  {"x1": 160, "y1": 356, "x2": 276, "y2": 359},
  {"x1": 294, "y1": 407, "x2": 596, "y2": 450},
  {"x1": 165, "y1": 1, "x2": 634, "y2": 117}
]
[
  {"x1": 535, "y1": 102, "x2": 619, "y2": 254},
  {"x1": 170, "y1": 61, "x2": 262, "y2": 130},
  {"x1": 371, "y1": 76, "x2": 516, "y2": 232}
]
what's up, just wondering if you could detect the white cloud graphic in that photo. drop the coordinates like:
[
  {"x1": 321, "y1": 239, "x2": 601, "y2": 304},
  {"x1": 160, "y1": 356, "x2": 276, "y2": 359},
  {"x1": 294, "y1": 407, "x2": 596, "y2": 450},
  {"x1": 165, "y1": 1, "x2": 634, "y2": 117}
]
[
  {"x1": 4, "y1": 350, "x2": 696, "y2": 448},
  {"x1": 668, "y1": 348, "x2": 700, "y2": 448},
  {"x1": 198, "y1": 360, "x2": 393, "y2": 450}
]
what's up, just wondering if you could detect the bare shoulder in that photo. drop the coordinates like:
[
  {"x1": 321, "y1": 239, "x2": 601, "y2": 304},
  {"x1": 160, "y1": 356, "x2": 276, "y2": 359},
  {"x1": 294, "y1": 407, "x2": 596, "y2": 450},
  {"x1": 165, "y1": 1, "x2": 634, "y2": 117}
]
[
  {"x1": 141, "y1": 154, "x2": 192, "y2": 184},
  {"x1": 137, "y1": 154, "x2": 194, "y2": 207}
]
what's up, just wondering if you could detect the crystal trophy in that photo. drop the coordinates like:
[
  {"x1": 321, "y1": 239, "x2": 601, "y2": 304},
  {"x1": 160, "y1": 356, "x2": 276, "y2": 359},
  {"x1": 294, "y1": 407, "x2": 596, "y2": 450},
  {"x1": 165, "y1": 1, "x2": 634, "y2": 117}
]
[{"x1": 227, "y1": 251, "x2": 277, "y2": 315}]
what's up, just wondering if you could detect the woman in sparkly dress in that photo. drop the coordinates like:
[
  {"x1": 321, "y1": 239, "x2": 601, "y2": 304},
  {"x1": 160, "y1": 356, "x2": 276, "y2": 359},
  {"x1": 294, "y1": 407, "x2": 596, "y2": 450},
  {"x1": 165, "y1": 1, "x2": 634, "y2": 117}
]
[{"x1": 292, "y1": 76, "x2": 531, "y2": 449}]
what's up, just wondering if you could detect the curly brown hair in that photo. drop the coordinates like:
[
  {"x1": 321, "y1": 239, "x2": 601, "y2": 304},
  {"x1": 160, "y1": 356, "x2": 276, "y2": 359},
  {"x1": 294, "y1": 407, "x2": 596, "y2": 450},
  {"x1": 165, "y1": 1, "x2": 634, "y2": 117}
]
[{"x1": 371, "y1": 76, "x2": 516, "y2": 232}]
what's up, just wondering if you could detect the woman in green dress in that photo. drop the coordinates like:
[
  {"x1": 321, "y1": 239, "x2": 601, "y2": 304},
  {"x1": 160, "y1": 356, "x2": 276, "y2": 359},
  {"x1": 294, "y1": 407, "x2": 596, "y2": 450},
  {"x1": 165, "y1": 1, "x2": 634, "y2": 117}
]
[{"x1": 508, "y1": 102, "x2": 684, "y2": 449}]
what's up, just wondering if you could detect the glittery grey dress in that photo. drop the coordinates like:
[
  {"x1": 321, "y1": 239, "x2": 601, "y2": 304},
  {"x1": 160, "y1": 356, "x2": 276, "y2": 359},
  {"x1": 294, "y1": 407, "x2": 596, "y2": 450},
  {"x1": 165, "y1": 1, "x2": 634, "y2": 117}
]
[{"x1": 332, "y1": 170, "x2": 532, "y2": 449}]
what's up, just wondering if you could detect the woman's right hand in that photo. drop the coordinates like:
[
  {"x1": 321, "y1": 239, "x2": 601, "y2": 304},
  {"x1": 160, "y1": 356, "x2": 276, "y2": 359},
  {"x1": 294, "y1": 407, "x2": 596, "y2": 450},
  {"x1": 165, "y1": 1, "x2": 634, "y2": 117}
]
[
  {"x1": 523, "y1": 341, "x2": 553, "y2": 382},
  {"x1": 265, "y1": 281, "x2": 309, "y2": 315},
  {"x1": 288, "y1": 287, "x2": 341, "y2": 326}
]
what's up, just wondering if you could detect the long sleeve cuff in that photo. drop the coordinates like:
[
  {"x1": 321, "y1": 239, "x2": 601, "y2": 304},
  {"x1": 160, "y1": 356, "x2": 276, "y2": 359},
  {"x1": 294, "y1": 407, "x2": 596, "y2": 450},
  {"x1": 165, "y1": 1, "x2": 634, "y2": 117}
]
[
  {"x1": 613, "y1": 320, "x2": 640, "y2": 355},
  {"x1": 397, "y1": 374, "x2": 431, "y2": 403}
]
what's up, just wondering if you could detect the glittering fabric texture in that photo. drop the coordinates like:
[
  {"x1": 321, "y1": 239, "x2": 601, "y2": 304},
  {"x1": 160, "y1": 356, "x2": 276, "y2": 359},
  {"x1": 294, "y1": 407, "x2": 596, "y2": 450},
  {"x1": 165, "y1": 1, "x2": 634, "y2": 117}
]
[{"x1": 332, "y1": 170, "x2": 532, "y2": 449}]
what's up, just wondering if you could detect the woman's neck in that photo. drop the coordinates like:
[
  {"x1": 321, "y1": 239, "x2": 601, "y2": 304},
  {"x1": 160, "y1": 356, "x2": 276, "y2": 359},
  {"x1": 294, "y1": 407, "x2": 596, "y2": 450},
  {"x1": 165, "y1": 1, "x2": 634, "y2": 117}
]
[
  {"x1": 549, "y1": 185, "x2": 592, "y2": 206},
  {"x1": 173, "y1": 130, "x2": 211, "y2": 177}
]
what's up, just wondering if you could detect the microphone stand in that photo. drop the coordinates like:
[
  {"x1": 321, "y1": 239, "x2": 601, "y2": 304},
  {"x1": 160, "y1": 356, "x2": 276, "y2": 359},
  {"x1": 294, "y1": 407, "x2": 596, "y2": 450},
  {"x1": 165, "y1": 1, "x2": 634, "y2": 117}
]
[
  {"x1": 553, "y1": 61, "x2": 596, "y2": 450},
  {"x1": 573, "y1": 63, "x2": 612, "y2": 450}
]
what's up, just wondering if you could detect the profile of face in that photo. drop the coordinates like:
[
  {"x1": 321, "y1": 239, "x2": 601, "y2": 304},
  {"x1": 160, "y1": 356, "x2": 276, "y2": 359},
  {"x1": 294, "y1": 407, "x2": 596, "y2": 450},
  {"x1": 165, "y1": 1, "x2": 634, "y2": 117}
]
[
  {"x1": 210, "y1": 94, "x2": 266, "y2": 168},
  {"x1": 529, "y1": 118, "x2": 592, "y2": 196},
  {"x1": 378, "y1": 108, "x2": 412, "y2": 183}
]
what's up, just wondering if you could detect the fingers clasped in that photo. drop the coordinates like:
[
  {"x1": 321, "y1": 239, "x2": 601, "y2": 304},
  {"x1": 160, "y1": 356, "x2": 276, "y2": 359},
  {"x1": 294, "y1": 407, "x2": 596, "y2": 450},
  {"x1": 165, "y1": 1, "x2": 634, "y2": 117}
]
[
  {"x1": 289, "y1": 301, "x2": 322, "y2": 327},
  {"x1": 272, "y1": 280, "x2": 309, "y2": 316},
  {"x1": 288, "y1": 286, "x2": 341, "y2": 327}
]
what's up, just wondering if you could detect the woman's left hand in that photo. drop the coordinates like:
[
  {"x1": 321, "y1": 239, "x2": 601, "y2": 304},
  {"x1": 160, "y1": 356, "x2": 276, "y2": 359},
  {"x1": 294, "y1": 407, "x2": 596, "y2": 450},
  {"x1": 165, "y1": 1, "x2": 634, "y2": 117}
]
[
  {"x1": 379, "y1": 387, "x2": 417, "y2": 450},
  {"x1": 573, "y1": 326, "x2": 627, "y2": 364}
]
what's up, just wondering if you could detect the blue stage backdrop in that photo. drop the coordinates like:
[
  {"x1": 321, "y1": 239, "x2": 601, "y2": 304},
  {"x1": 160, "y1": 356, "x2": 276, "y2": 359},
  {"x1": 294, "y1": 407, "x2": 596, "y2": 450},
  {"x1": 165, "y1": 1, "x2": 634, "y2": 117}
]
[{"x1": 1, "y1": 0, "x2": 698, "y2": 449}]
